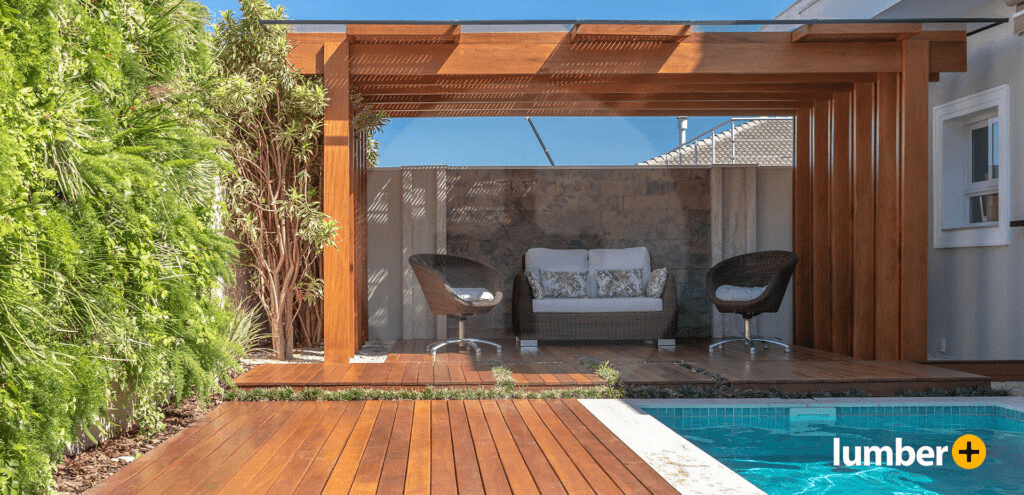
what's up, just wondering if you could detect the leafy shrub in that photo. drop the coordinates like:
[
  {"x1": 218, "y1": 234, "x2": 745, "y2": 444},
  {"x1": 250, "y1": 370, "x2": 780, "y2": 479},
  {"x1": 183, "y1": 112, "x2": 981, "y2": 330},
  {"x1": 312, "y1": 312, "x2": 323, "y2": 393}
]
[{"x1": 0, "y1": 0, "x2": 241, "y2": 491}]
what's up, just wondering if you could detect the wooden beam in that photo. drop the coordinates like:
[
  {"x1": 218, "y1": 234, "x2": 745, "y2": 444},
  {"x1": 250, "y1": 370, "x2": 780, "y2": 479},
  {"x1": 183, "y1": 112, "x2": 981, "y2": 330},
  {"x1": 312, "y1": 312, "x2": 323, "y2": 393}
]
[
  {"x1": 851, "y1": 81, "x2": 876, "y2": 360},
  {"x1": 811, "y1": 100, "x2": 832, "y2": 352},
  {"x1": 569, "y1": 24, "x2": 690, "y2": 43},
  {"x1": 346, "y1": 24, "x2": 461, "y2": 44},
  {"x1": 900, "y1": 39, "x2": 929, "y2": 362},
  {"x1": 345, "y1": 41, "x2": 904, "y2": 76},
  {"x1": 875, "y1": 72, "x2": 901, "y2": 361},
  {"x1": 323, "y1": 41, "x2": 357, "y2": 363},
  {"x1": 792, "y1": 23, "x2": 921, "y2": 43},
  {"x1": 356, "y1": 81, "x2": 856, "y2": 97},
  {"x1": 379, "y1": 108, "x2": 800, "y2": 118},
  {"x1": 830, "y1": 90, "x2": 853, "y2": 357},
  {"x1": 793, "y1": 107, "x2": 814, "y2": 348},
  {"x1": 361, "y1": 90, "x2": 834, "y2": 104}
]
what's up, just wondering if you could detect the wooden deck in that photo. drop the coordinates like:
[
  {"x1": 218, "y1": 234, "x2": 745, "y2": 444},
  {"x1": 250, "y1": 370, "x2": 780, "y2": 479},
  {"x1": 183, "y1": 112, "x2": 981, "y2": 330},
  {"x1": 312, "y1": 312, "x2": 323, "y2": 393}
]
[
  {"x1": 235, "y1": 339, "x2": 990, "y2": 394},
  {"x1": 87, "y1": 399, "x2": 677, "y2": 495}
]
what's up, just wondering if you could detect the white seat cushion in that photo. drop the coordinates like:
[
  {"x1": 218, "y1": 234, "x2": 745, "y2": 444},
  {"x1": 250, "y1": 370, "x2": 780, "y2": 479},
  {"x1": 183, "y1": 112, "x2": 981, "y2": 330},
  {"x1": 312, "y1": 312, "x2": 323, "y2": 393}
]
[
  {"x1": 588, "y1": 247, "x2": 651, "y2": 296},
  {"x1": 715, "y1": 285, "x2": 766, "y2": 301},
  {"x1": 451, "y1": 288, "x2": 495, "y2": 301},
  {"x1": 532, "y1": 297, "x2": 662, "y2": 313}
]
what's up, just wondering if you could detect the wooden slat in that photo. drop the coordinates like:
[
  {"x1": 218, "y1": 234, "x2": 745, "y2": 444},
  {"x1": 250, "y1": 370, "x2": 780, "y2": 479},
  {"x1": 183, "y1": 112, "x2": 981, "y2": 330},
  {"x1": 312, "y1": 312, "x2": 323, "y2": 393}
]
[
  {"x1": 560, "y1": 400, "x2": 677, "y2": 493},
  {"x1": 481, "y1": 400, "x2": 542, "y2": 494},
  {"x1": 542, "y1": 401, "x2": 650, "y2": 494},
  {"x1": 89, "y1": 403, "x2": 262, "y2": 495},
  {"x1": 811, "y1": 99, "x2": 833, "y2": 352},
  {"x1": 292, "y1": 401, "x2": 366, "y2": 494},
  {"x1": 851, "y1": 81, "x2": 876, "y2": 360},
  {"x1": 793, "y1": 107, "x2": 814, "y2": 348},
  {"x1": 377, "y1": 401, "x2": 414, "y2": 494},
  {"x1": 512, "y1": 400, "x2": 594, "y2": 494},
  {"x1": 447, "y1": 401, "x2": 487, "y2": 493},
  {"x1": 212, "y1": 402, "x2": 328, "y2": 494},
  {"x1": 403, "y1": 401, "x2": 432, "y2": 494},
  {"x1": 183, "y1": 403, "x2": 304, "y2": 494},
  {"x1": 258, "y1": 402, "x2": 349, "y2": 494},
  {"x1": 321, "y1": 401, "x2": 384, "y2": 492},
  {"x1": 496, "y1": 400, "x2": 568, "y2": 494},
  {"x1": 900, "y1": 38, "x2": 929, "y2": 362},
  {"x1": 527, "y1": 401, "x2": 623, "y2": 494},
  {"x1": 875, "y1": 72, "x2": 901, "y2": 361},
  {"x1": 463, "y1": 400, "x2": 514, "y2": 495},
  {"x1": 322, "y1": 40, "x2": 357, "y2": 363},
  {"x1": 830, "y1": 90, "x2": 853, "y2": 357},
  {"x1": 349, "y1": 401, "x2": 398, "y2": 493},
  {"x1": 429, "y1": 400, "x2": 457, "y2": 493}
]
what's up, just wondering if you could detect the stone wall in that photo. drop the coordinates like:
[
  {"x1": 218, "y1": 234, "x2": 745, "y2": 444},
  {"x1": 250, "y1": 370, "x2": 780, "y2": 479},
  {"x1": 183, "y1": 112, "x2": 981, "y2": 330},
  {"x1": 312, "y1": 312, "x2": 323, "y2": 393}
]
[{"x1": 445, "y1": 167, "x2": 712, "y2": 338}]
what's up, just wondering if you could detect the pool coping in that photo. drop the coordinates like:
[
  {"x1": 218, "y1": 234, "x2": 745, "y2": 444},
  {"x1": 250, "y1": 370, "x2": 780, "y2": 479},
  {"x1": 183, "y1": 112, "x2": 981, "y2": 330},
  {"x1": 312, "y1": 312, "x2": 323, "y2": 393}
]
[
  {"x1": 582, "y1": 397, "x2": 1024, "y2": 494},
  {"x1": 577, "y1": 399, "x2": 766, "y2": 495}
]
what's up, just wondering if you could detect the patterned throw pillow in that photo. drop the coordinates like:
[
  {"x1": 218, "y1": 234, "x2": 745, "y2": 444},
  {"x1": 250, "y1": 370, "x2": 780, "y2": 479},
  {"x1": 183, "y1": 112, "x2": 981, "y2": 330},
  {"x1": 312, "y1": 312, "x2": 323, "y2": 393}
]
[
  {"x1": 646, "y1": 268, "x2": 668, "y2": 297},
  {"x1": 595, "y1": 269, "x2": 645, "y2": 298},
  {"x1": 539, "y1": 270, "x2": 588, "y2": 298},
  {"x1": 525, "y1": 271, "x2": 545, "y2": 300}
]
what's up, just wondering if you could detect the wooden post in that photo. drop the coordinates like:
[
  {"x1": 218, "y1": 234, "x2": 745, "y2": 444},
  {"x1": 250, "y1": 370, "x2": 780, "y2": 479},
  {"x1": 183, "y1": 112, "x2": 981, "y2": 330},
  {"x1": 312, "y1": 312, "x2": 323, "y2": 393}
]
[
  {"x1": 793, "y1": 108, "x2": 814, "y2": 348},
  {"x1": 323, "y1": 41, "x2": 359, "y2": 363},
  {"x1": 812, "y1": 100, "x2": 832, "y2": 352},
  {"x1": 830, "y1": 90, "x2": 853, "y2": 357},
  {"x1": 900, "y1": 39, "x2": 930, "y2": 361},
  {"x1": 851, "y1": 81, "x2": 876, "y2": 360},
  {"x1": 875, "y1": 72, "x2": 901, "y2": 360}
]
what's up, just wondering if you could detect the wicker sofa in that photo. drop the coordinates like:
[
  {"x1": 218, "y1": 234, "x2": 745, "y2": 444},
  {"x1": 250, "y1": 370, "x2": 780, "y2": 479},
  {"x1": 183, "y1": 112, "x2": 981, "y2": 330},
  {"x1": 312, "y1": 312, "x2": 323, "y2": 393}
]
[{"x1": 512, "y1": 247, "x2": 677, "y2": 343}]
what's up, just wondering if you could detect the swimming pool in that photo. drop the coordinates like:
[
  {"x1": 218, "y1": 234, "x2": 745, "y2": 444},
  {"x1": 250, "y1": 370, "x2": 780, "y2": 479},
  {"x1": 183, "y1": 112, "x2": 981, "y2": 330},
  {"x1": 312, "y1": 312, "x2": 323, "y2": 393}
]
[{"x1": 639, "y1": 399, "x2": 1024, "y2": 495}]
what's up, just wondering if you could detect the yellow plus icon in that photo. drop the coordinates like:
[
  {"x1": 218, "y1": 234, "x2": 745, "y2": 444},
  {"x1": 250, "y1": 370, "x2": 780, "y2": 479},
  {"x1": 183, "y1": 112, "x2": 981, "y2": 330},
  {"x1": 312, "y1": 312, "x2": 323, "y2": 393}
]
[{"x1": 952, "y1": 434, "x2": 986, "y2": 469}]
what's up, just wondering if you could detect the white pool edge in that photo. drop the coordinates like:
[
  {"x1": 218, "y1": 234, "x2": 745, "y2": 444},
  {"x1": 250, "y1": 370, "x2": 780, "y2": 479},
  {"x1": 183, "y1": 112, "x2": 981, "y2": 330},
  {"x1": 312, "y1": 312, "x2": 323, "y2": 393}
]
[{"x1": 577, "y1": 399, "x2": 766, "y2": 495}]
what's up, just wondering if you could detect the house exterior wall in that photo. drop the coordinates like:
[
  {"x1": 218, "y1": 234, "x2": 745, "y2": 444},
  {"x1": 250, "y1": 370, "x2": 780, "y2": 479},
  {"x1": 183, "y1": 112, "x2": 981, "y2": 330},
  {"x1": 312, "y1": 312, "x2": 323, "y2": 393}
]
[{"x1": 922, "y1": 0, "x2": 1024, "y2": 360}]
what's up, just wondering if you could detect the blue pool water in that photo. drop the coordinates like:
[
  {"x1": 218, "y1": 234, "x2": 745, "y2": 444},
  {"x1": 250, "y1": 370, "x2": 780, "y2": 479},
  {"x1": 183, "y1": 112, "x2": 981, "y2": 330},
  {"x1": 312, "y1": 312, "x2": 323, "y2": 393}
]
[{"x1": 643, "y1": 403, "x2": 1024, "y2": 495}]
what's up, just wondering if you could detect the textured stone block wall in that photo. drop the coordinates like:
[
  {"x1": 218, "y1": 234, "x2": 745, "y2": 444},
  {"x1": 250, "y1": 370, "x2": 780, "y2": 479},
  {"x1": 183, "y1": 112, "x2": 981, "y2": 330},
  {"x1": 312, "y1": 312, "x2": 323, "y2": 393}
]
[{"x1": 445, "y1": 167, "x2": 712, "y2": 338}]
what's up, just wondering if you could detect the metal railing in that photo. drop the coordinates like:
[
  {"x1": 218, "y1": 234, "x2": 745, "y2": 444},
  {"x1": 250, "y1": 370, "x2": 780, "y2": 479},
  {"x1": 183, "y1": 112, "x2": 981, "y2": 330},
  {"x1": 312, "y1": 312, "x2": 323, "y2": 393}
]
[{"x1": 652, "y1": 116, "x2": 794, "y2": 167}]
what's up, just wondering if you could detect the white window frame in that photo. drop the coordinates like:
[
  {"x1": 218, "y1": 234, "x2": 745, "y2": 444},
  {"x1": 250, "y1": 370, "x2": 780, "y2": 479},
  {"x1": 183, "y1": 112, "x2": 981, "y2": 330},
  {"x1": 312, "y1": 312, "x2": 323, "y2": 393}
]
[{"x1": 932, "y1": 85, "x2": 1010, "y2": 248}]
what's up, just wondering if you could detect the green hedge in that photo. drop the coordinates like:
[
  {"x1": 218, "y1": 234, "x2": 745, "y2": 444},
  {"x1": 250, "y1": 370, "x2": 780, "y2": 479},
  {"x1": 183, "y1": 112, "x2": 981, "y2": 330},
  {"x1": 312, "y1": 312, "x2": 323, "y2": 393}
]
[{"x1": 0, "y1": 1, "x2": 241, "y2": 492}]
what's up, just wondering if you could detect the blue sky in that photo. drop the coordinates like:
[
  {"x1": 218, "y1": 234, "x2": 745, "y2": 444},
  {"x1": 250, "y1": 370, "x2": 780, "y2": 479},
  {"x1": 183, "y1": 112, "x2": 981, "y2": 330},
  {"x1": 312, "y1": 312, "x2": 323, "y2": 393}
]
[{"x1": 199, "y1": 0, "x2": 797, "y2": 166}]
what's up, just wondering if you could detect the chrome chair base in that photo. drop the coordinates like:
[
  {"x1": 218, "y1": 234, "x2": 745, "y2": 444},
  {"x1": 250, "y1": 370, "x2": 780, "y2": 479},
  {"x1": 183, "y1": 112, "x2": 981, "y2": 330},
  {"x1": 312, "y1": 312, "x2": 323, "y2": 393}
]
[
  {"x1": 430, "y1": 318, "x2": 502, "y2": 360},
  {"x1": 708, "y1": 319, "x2": 791, "y2": 354}
]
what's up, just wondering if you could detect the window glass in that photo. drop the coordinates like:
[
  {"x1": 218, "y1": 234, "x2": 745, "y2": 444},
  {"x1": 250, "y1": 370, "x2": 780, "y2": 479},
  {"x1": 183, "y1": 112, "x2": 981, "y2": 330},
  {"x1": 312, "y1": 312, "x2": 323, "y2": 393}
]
[
  {"x1": 991, "y1": 122, "x2": 998, "y2": 179},
  {"x1": 972, "y1": 126, "x2": 989, "y2": 182},
  {"x1": 969, "y1": 193, "x2": 998, "y2": 224}
]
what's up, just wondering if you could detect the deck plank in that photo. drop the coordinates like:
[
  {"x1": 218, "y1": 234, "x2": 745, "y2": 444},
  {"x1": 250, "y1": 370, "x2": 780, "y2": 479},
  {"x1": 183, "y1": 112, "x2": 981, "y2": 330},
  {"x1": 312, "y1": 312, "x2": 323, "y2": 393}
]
[
  {"x1": 320, "y1": 401, "x2": 384, "y2": 493},
  {"x1": 403, "y1": 401, "x2": 432, "y2": 494},
  {"x1": 481, "y1": 400, "x2": 542, "y2": 495},
  {"x1": 258, "y1": 401, "x2": 350, "y2": 494},
  {"x1": 463, "y1": 400, "x2": 513, "y2": 495},
  {"x1": 561, "y1": 400, "x2": 678, "y2": 494},
  {"x1": 291, "y1": 401, "x2": 366, "y2": 494},
  {"x1": 376, "y1": 401, "x2": 415, "y2": 494},
  {"x1": 448, "y1": 401, "x2": 487, "y2": 493},
  {"x1": 349, "y1": 401, "x2": 399, "y2": 493},
  {"x1": 513, "y1": 399, "x2": 595, "y2": 494},
  {"x1": 528, "y1": 401, "x2": 623, "y2": 495},
  {"x1": 429, "y1": 400, "x2": 458, "y2": 493}
]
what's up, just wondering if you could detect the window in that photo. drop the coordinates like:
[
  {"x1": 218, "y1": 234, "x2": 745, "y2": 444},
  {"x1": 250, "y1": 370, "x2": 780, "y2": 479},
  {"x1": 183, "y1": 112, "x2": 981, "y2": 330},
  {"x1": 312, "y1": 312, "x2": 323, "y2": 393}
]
[{"x1": 932, "y1": 85, "x2": 1010, "y2": 248}]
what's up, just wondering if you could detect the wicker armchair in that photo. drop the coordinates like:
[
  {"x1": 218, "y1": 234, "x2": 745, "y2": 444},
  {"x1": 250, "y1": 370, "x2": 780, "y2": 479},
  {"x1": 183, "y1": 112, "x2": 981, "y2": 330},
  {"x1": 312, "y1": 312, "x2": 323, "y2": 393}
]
[
  {"x1": 706, "y1": 250, "x2": 798, "y2": 354},
  {"x1": 408, "y1": 254, "x2": 503, "y2": 359}
]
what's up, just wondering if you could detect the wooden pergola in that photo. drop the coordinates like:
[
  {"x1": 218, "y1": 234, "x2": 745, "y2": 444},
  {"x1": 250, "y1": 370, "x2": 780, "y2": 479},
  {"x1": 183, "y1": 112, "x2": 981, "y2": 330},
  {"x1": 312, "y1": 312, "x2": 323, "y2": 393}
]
[{"x1": 282, "y1": 22, "x2": 970, "y2": 363}]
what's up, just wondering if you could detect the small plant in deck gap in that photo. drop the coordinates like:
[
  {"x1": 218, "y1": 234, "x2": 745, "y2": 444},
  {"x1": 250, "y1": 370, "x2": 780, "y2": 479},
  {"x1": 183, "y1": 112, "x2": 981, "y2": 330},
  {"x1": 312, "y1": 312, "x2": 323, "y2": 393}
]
[{"x1": 594, "y1": 361, "x2": 621, "y2": 387}]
